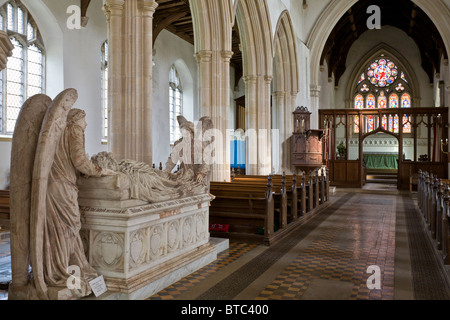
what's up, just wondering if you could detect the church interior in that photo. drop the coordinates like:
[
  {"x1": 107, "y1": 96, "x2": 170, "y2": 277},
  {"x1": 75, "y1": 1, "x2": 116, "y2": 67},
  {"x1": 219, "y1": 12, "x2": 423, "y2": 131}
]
[{"x1": 0, "y1": 0, "x2": 450, "y2": 305}]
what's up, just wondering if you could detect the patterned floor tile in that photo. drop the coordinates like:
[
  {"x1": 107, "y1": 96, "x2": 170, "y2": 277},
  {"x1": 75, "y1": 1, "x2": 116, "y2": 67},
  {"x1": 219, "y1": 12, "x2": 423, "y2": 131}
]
[
  {"x1": 254, "y1": 193, "x2": 397, "y2": 300},
  {"x1": 147, "y1": 241, "x2": 257, "y2": 300}
]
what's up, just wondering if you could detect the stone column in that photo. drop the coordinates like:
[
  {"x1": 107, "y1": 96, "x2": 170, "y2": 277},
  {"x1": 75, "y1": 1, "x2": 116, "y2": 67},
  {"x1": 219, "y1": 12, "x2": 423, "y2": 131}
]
[
  {"x1": 310, "y1": 84, "x2": 321, "y2": 129},
  {"x1": 104, "y1": 0, "x2": 158, "y2": 164},
  {"x1": 244, "y1": 75, "x2": 272, "y2": 176},
  {"x1": 195, "y1": 50, "x2": 232, "y2": 182},
  {"x1": 272, "y1": 91, "x2": 284, "y2": 174},
  {"x1": 283, "y1": 92, "x2": 297, "y2": 174}
]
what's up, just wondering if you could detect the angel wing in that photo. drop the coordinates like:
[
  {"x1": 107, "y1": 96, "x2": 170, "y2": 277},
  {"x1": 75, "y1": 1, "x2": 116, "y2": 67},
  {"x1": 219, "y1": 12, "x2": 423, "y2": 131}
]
[
  {"x1": 9, "y1": 94, "x2": 52, "y2": 299},
  {"x1": 29, "y1": 88, "x2": 78, "y2": 300}
]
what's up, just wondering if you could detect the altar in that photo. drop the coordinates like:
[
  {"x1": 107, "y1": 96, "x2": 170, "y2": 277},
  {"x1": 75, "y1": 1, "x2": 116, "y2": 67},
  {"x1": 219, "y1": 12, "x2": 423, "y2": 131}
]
[{"x1": 363, "y1": 152, "x2": 400, "y2": 170}]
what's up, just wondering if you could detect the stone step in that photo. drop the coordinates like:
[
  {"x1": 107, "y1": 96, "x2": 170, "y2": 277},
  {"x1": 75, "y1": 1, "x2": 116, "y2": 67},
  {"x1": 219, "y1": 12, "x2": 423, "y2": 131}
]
[{"x1": 367, "y1": 174, "x2": 398, "y2": 180}]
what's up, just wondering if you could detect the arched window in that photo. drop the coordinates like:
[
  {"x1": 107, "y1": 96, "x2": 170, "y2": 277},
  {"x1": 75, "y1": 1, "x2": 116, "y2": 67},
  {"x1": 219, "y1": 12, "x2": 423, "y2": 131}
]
[
  {"x1": 0, "y1": 0, "x2": 45, "y2": 135},
  {"x1": 169, "y1": 65, "x2": 183, "y2": 145},
  {"x1": 101, "y1": 41, "x2": 108, "y2": 141},
  {"x1": 353, "y1": 56, "x2": 412, "y2": 134}
]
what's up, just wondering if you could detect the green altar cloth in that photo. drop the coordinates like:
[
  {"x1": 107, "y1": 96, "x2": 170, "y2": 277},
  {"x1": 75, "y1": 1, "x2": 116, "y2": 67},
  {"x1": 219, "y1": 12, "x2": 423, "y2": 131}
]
[{"x1": 363, "y1": 153, "x2": 399, "y2": 170}]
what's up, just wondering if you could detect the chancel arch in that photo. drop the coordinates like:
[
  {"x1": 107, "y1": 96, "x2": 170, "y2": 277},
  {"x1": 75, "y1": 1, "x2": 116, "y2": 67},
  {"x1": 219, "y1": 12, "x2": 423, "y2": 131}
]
[
  {"x1": 310, "y1": 0, "x2": 450, "y2": 128},
  {"x1": 272, "y1": 10, "x2": 299, "y2": 174},
  {"x1": 306, "y1": 0, "x2": 356, "y2": 128}
]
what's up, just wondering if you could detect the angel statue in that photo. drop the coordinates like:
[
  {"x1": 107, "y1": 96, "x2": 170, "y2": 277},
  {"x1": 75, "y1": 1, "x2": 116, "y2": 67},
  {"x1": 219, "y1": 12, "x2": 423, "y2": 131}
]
[
  {"x1": 8, "y1": 89, "x2": 115, "y2": 300},
  {"x1": 164, "y1": 115, "x2": 214, "y2": 188}
]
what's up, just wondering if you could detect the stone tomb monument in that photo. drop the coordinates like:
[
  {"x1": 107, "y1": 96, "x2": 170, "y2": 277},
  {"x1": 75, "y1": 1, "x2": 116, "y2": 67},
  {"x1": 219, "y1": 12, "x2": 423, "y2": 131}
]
[{"x1": 8, "y1": 88, "x2": 224, "y2": 300}]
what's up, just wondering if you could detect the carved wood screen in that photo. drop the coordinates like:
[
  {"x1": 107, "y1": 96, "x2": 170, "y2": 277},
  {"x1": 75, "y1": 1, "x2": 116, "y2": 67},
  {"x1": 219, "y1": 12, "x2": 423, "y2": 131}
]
[{"x1": 319, "y1": 107, "x2": 449, "y2": 189}]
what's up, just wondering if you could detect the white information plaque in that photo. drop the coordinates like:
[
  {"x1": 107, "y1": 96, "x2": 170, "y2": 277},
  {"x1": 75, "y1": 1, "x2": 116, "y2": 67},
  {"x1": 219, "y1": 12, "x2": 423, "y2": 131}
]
[{"x1": 89, "y1": 275, "x2": 108, "y2": 297}]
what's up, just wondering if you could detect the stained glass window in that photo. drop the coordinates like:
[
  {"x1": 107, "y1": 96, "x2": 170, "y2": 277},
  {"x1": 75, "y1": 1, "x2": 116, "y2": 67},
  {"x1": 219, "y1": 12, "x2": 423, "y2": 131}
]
[
  {"x1": 366, "y1": 94, "x2": 376, "y2": 109},
  {"x1": 388, "y1": 115, "x2": 394, "y2": 132},
  {"x1": 101, "y1": 41, "x2": 108, "y2": 140},
  {"x1": 378, "y1": 91, "x2": 387, "y2": 108},
  {"x1": 354, "y1": 115, "x2": 360, "y2": 134},
  {"x1": 367, "y1": 58, "x2": 398, "y2": 87},
  {"x1": 396, "y1": 83, "x2": 405, "y2": 92},
  {"x1": 169, "y1": 65, "x2": 183, "y2": 145},
  {"x1": 389, "y1": 94, "x2": 399, "y2": 108},
  {"x1": 0, "y1": 1, "x2": 45, "y2": 135},
  {"x1": 357, "y1": 73, "x2": 365, "y2": 85},
  {"x1": 355, "y1": 94, "x2": 364, "y2": 109},
  {"x1": 403, "y1": 115, "x2": 411, "y2": 133},
  {"x1": 6, "y1": 37, "x2": 23, "y2": 133},
  {"x1": 353, "y1": 55, "x2": 412, "y2": 135},
  {"x1": 401, "y1": 93, "x2": 411, "y2": 108},
  {"x1": 367, "y1": 115, "x2": 374, "y2": 132},
  {"x1": 361, "y1": 84, "x2": 369, "y2": 92},
  {"x1": 382, "y1": 115, "x2": 388, "y2": 130},
  {"x1": 27, "y1": 44, "x2": 43, "y2": 98},
  {"x1": 393, "y1": 115, "x2": 399, "y2": 133},
  {"x1": 401, "y1": 72, "x2": 408, "y2": 83}
]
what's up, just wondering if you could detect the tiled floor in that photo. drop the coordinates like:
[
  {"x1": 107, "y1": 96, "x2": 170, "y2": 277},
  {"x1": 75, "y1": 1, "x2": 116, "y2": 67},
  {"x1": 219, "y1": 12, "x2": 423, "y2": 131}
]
[
  {"x1": 1, "y1": 183, "x2": 450, "y2": 301},
  {"x1": 147, "y1": 187, "x2": 401, "y2": 300}
]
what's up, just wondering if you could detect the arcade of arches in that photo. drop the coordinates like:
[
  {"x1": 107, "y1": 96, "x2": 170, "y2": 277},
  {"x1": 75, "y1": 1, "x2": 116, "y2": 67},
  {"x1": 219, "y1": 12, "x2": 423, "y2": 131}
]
[{"x1": 0, "y1": 0, "x2": 450, "y2": 302}]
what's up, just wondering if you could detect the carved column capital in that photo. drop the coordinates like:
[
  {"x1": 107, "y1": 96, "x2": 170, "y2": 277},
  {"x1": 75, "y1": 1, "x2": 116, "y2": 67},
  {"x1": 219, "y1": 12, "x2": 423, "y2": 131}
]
[
  {"x1": 195, "y1": 50, "x2": 213, "y2": 63},
  {"x1": 104, "y1": 0, "x2": 125, "y2": 12},
  {"x1": 104, "y1": 0, "x2": 125, "y2": 20},
  {"x1": 264, "y1": 75, "x2": 273, "y2": 84},
  {"x1": 272, "y1": 91, "x2": 286, "y2": 98},
  {"x1": 243, "y1": 75, "x2": 257, "y2": 84},
  {"x1": 310, "y1": 84, "x2": 321, "y2": 97},
  {"x1": 221, "y1": 50, "x2": 234, "y2": 62},
  {"x1": 139, "y1": 0, "x2": 159, "y2": 15}
]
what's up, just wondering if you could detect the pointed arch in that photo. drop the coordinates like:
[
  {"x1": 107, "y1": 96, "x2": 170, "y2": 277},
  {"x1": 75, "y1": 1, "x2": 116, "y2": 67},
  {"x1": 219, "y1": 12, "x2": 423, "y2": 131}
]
[
  {"x1": 236, "y1": 0, "x2": 273, "y2": 78},
  {"x1": 307, "y1": 0, "x2": 449, "y2": 121},
  {"x1": 307, "y1": 0, "x2": 356, "y2": 118},
  {"x1": 273, "y1": 10, "x2": 299, "y2": 95},
  {"x1": 234, "y1": 0, "x2": 273, "y2": 175},
  {"x1": 272, "y1": 10, "x2": 299, "y2": 174},
  {"x1": 411, "y1": 0, "x2": 450, "y2": 58}
]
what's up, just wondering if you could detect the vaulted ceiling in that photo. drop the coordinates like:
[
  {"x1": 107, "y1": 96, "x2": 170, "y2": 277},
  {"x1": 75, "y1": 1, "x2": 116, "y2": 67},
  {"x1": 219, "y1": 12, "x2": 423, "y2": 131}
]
[{"x1": 321, "y1": 0, "x2": 448, "y2": 86}]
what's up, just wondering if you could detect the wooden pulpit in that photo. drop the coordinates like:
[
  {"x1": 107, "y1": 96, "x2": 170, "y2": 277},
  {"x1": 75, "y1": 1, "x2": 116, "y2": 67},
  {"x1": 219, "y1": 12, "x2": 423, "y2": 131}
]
[{"x1": 292, "y1": 106, "x2": 324, "y2": 174}]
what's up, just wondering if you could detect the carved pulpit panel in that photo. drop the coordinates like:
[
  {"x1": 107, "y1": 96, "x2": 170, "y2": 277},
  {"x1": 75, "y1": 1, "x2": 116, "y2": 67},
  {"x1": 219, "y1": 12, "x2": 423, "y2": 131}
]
[{"x1": 292, "y1": 106, "x2": 324, "y2": 171}]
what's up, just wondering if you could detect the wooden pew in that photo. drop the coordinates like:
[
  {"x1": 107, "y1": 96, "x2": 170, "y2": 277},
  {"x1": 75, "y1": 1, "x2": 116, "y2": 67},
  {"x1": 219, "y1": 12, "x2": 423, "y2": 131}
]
[
  {"x1": 209, "y1": 177, "x2": 275, "y2": 245},
  {"x1": 210, "y1": 168, "x2": 330, "y2": 245},
  {"x1": 232, "y1": 173, "x2": 300, "y2": 221},
  {"x1": 0, "y1": 189, "x2": 10, "y2": 227},
  {"x1": 439, "y1": 181, "x2": 450, "y2": 264},
  {"x1": 233, "y1": 168, "x2": 329, "y2": 217},
  {"x1": 417, "y1": 171, "x2": 450, "y2": 265}
]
